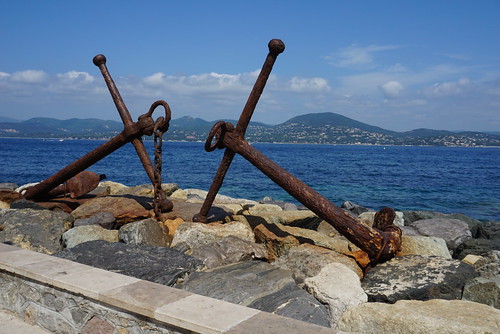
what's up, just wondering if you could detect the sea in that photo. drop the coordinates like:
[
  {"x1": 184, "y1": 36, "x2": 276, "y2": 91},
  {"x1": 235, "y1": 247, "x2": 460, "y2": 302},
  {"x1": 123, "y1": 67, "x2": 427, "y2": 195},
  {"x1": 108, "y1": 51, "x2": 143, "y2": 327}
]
[{"x1": 0, "y1": 138, "x2": 498, "y2": 222}]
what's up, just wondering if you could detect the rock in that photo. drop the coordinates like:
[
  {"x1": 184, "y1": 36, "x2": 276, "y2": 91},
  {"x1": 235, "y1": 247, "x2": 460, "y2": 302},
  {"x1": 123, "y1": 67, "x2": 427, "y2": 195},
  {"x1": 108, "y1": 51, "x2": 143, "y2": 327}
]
[
  {"x1": 408, "y1": 218, "x2": 472, "y2": 253},
  {"x1": 462, "y1": 276, "x2": 500, "y2": 309},
  {"x1": 171, "y1": 220, "x2": 255, "y2": 249},
  {"x1": 397, "y1": 235, "x2": 451, "y2": 258},
  {"x1": 254, "y1": 223, "x2": 300, "y2": 262},
  {"x1": 358, "y1": 211, "x2": 405, "y2": 227},
  {"x1": 55, "y1": 240, "x2": 204, "y2": 286},
  {"x1": 98, "y1": 181, "x2": 128, "y2": 194},
  {"x1": 62, "y1": 225, "x2": 119, "y2": 248},
  {"x1": 273, "y1": 243, "x2": 363, "y2": 280},
  {"x1": 402, "y1": 211, "x2": 483, "y2": 230},
  {"x1": 362, "y1": 255, "x2": 478, "y2": 303},
  {"x1": 160, "y1": 200, "x2": 230, "y2": 222},
  {"x1": 466, "y1": 251, "x2": 500, "y2": 278},
  {"x1": 177, "y1": 261, "x2": 330, "y2": 327},
  {"x1": 242, "y1": 203, "x2": 283, "y2": 214},
  {"x1": 338, "y1": 299, "x2": 500, "y2": 334},
  {"x1": 305, "y1": 263, "x2": 367, "y2": 327},
  {"x1": 172, "y1": 188, "x2": 257, "y2": 206},
  {"x1": 234, "y1": 211, "x2": 322, "y2": 229},
  {"x1": 341, "y1": 201, "x2": 371, "y2": 216},
  {"x1": 259, "y1": 198, "x2": 299, "y2": 211},
  {"x1": 471, "y1": 221, "x2": 500, "y2": 240},
  {"x1": 455, "y1": 238, "x2": 500, "y2": 259},
  {"x1": 73, "y1": 212, "x2": 116, "y2": 229},
  {"x1": 163, "y1": 217, "x2": 184, "y2": 242},
  {"x1": 186, "y1": 236, "x2": 268, "y2": 269},
  {"x1": 107, "y1": 183, "x2": 179, "y2": 197},
  {"x1": 9, "y1": 199, "x2": 46, "y2": 210},
  {"x1": 0, "y1": 208, "x2": 73, "y2": 254},
  {"x1": 0, "y1": 183, "x2": 18, "y2": 191},
  {"x1": 71, "y1": 196, "x2": 150, "y2": 224},
  {"x1": 462, "y1": 254, "x2": 487, "y2": 267},
  {"x1": 118, "y1": 218, "x2": 169, "y2": 247},
  {"x1": 0, "y1": 190, "x2": 23, "y2": 204}
]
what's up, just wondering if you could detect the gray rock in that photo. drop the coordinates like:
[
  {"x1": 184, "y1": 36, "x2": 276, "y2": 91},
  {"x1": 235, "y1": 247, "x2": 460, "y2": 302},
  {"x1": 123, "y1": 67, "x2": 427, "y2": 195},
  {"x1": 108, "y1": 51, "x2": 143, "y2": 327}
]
[
  {"x1": 73, "y1": 212, "x2": 116, "y2": 229},
  {"x1": 118, "y1": 218, "x2": 169, "y2": 247},
  {"x1": 471, "y1": 221, "x2": 500, "y2": 240},
  {"x1": 55, "y1": 240, "x2": 204, "y2": 286},
  {"x1": 468, "y1": 250, "x2": 500, "y2": 278},
  {"x1": 338, "y1": 299, "x2": 500, "y2": 334},
  {"x1": 341, "y1": 201, "x2": 371, "y2": 215},
  {"x1": 0, "y1": 183, "x2": 18, "y2": 190},
  {"x1": 402, "y1": 210, "x2": 483, "y2": 229},
  {"x1": 397, "y1": 235, "x2": 451, "y2": 258},
  {"x1": 177, "y1": 261, "x2": 330, "y2": 327},
  {"x1": 10, "y1": 199, "x2": 46, "y2": 210},
  {"x1": 462, "y1": 276, "x2": 500, "y2": 309},
  {"x1": 455, "y1": 238, "x2": 500, "y2": 259},
  {"x1": 362, "y1": 255, "x2": 478, "y2": 303},
  {"x1": 62, "y1": 225, "x2": 119, "y2": 248},
  {"x1": 408, "y1": 218, "x2": 472, "y2": 252},
  {"x1": 304, "y1": 263, "x2": 367, "y2": 327},
  {"x1": 0, "y1": 208, "x2": 73, "y2": 254},
  {"x1": 185, "y1": 236, "x2": 268, "y2": 269}
]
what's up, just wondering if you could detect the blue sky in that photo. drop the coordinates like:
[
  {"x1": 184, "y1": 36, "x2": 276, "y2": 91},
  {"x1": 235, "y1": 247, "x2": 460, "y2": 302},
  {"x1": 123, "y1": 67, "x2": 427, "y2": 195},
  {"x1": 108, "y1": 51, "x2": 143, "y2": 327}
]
[{"x1": 1, "y1": 1, "x2": 499, "y2": 132}]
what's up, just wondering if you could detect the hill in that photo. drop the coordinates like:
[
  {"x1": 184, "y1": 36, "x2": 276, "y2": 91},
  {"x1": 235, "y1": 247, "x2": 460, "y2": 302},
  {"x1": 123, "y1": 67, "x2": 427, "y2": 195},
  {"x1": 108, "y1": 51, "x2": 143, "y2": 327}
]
[{"x1": 0, "y1": 112, "x2": 498, "y2": 147}]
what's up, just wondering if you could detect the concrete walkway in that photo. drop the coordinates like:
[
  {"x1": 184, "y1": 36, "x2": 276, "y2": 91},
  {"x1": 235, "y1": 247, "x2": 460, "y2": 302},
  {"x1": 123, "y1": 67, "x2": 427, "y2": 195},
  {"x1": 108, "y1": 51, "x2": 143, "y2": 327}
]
[{"x1": 0, "y1": 309, "x2": 50, "y2": 334}]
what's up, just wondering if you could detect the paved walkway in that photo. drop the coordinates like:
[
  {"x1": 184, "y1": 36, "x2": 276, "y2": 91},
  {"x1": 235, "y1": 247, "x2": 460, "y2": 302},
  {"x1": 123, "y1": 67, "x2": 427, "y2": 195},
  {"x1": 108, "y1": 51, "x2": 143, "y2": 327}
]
[{"x1": 0, "y1": 309, "x2": 50, "y2": 334}]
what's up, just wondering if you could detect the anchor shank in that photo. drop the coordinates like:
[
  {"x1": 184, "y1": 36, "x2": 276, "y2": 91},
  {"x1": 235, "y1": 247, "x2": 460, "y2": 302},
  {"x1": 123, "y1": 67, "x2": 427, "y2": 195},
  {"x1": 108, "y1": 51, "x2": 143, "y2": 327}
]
[{"x1": 223, "y1": 133, "x2": 401, "y2": 261}]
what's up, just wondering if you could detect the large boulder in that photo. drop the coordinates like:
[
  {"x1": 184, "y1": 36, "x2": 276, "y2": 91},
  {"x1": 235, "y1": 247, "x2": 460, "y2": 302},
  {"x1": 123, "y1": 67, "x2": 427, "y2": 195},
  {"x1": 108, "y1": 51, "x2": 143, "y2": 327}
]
[
  {"x1": 118, "y1": 218, "x2": 169, "y2": 247},
  {"x1": 62, "y1": 225, "x2": 119, "y2": 248},
  {"x1": 304, "y1": 263, "x2": 367, "y2": 327},
  {"x1": 177, "y1": 261, "x2": 330, "y2": 327},
  {"x1": 273, "y1": 243, "x2": 363, "y2": 280},
  {"x1": 408, "y1": 218, "x2": 472, "y2": 253},
  {"x1": 171, "y1": 221, "x2": 255, "y2": 249},
  {"x1": 462, "y1": 276, "x2": 500, "y2": 309},
  {"x1": 184, "y1": 236, "x2": 267, "y2": 269},
  {"x1": 55, "y1": 240, "x2": 204, "y2": 286},
  {"x1": 338, "y1": 299, "x2": 500, "y2": 333},
  {"x1": 71, "y1": 196, "x2": 150, "y2": 224},
  {"x1": 397, "y1": 235, "x2": 451, "y2": 258},
  {"x1": 362, "y1": 255, "x2": 478, "y2": 303},
  {"x1": 0, "y1": 208, "x2": 73, "y2": 254}
]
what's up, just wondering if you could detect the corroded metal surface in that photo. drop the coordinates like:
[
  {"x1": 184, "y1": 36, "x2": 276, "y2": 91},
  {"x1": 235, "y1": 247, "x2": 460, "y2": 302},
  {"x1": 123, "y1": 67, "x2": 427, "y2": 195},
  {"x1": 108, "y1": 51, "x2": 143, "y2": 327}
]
[
  {"x1": 24, "y1": 55, "x2": 173, "y2": 216},
  {"x1": 194, "y1": 39, "x2": 401, "y2": 263}
]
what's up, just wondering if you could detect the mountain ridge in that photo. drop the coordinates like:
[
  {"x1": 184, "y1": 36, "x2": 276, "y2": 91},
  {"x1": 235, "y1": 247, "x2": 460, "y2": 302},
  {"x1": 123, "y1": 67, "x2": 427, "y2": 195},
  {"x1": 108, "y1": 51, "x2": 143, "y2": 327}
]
[{"x1": 1, "y1": 112, "x2": 498, "y2": 147}]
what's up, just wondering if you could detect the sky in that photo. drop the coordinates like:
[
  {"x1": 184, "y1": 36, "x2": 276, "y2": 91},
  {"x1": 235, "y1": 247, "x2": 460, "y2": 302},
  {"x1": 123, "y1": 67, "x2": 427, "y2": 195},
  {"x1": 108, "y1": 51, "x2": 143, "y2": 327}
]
[{"x1": 1, "y1": 1, "x2": 499, "y2": 132}]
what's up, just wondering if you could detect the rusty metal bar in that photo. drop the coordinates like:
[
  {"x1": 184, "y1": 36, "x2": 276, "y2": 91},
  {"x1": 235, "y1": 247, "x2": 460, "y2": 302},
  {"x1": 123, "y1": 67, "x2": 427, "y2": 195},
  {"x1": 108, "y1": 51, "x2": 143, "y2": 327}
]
[
  {"x1": 193, "y1": 39, "x2": 285, "y2": 222},
  {"x1": 194, "y1": 39, "x2": 401, "y2": 263}
]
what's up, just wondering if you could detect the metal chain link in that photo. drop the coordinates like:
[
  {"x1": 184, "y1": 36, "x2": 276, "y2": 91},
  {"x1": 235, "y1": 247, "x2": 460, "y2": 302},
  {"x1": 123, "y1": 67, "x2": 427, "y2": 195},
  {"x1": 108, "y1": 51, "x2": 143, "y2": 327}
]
[{"x1": 153, "y1": 126, "x2": 164, "y2": 219}]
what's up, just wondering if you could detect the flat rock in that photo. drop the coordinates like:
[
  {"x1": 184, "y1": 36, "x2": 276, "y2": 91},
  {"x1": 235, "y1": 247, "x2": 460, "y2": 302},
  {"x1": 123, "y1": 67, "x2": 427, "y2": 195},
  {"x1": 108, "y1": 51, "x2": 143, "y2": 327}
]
[
  {"x1": 254, "y1": 223, "x2": 300, "y2": 262},
  {"x1": 71, "y1": 196, "x2": 150, "y2": 224},
  {"x1": 171, "y1": 220, "x2": 255, "y2": 249},
  {"x1": 73, "y1": 211, "x2": 116, "y2": 229},
  {"x1": 62, "y1": 225, "x2": 119, "y2": 248},
  {"x1": 185, "y1": 236, "x2": 268, "y2": 269},
  {"x1": 0, "y1": 208, "x2": 73, "y2": 254},
  {"x1": 397, "y1": 235, "x2": 451, "y2": 258},
  {"x1": 408, "y1": 218, "x2": 472, "y2": 252},
  {"x1": 402, "y1": 210, "x2": 483, "y2": 229},
  {"x1": 0, "y1": 183, "x2": 18, "y2": 191},
  {"x1": 273, "y1": 243, "x2": 363, "y2": 280},
  {"x1": 362, "y1": 255, "x2": 478, "y2": 303},
  {"x1": 177, "y1": 261, "x2": 330, "y2": 327},
  {"x1": 338, "y1": 299, "x2": 500, "y2": 334},
  {"x1": 118, "y1": 218, "x2": 169, "y2": 247},
  {"x1": 304, "y1": 263, "x2": 367, "y2": 327},
  {"x1": 55, "y1": 240, "x2": 204, "y2": 286},
  {"x1": 455, "y1": 238, "x2": 500, "y2": 259},
  {"x1": 160, "y1": 200, "x2": 231, "y2": 222}
]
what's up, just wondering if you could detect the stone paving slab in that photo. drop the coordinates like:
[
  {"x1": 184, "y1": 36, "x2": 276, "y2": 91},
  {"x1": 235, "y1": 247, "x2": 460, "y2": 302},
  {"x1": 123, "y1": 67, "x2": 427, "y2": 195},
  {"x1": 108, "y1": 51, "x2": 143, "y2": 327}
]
[
  {"x1": 0, "y1": 243, "x2": 339, "y2": 333},
  {"x1": 0, "y1": 309, "x2": 51, "y2": 334}
]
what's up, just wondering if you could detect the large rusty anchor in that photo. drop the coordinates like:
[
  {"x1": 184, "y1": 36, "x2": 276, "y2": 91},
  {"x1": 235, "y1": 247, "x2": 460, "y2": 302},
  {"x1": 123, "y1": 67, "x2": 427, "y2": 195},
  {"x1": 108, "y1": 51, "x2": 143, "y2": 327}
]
[
  {"x1": 194, "y1": 39, "x2": 402, "y2": 264},
  {"x1": 24, "y1": 54, "x2": 173, "y2": 218}
]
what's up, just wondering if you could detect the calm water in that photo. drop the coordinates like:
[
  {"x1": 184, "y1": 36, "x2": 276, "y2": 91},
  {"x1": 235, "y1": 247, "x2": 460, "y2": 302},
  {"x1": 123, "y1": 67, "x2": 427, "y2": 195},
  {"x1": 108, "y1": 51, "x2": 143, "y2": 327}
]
[{"x1": 0, "y1": 138, "x2": 498, "y2": 221}]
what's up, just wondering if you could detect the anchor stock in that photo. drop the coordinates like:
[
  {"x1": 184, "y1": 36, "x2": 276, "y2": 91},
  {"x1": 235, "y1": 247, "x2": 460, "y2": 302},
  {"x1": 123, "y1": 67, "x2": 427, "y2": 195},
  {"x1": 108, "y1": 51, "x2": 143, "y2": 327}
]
[{"x1": 194, "y1": 39, "x2": 402, "y2": 264}]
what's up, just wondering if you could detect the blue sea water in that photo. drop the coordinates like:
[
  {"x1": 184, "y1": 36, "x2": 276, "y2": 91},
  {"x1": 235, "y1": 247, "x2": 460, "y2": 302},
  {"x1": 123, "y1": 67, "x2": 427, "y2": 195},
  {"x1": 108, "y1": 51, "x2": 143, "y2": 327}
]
[{"x1": 0, "y1": 138, "x2": 499, "y2": 221}]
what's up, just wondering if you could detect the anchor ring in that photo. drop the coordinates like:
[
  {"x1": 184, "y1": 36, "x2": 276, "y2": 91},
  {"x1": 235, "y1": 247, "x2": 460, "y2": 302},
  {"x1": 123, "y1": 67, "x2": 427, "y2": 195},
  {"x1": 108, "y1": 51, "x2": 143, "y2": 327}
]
[{"x1": 205, "y1": 121, "x2": 234, "y2": 152}]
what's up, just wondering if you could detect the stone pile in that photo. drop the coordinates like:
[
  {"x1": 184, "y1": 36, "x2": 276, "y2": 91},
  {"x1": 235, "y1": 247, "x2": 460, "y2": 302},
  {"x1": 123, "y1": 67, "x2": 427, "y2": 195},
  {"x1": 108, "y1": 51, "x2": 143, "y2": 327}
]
[{"x1": 0, "y1": 181, "x2": 499, "y2": 332}]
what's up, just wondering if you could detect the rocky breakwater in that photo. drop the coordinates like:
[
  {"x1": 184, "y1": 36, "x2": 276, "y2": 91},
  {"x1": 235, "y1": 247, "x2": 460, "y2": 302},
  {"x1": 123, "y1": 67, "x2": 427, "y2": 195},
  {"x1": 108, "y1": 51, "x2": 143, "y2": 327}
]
[{"x1": 0, "y1": 181, "x2": 499, "y2": 332}]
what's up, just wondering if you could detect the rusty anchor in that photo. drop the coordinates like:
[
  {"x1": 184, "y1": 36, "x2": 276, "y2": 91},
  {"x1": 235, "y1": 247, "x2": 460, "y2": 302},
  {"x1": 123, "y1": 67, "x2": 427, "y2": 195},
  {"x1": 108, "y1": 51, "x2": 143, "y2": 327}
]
[
  {"x1": 193, "y1": 39, "x2": 402, "y2": 264},
  {"x1": 23, "y1": 54, "x2": 173, "y2": 218}
]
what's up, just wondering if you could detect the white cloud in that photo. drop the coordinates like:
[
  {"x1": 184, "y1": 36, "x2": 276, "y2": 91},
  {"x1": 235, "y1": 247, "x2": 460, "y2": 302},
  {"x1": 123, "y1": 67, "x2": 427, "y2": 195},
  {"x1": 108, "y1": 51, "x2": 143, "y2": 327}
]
[
  {"x1": 56, "y1": 71, "x2": 95, "y2": 83},
  {"x1": 325, "y1": 44, "x2": 401, "y2": 69},
  {"x1": 379, "y1": 81, "x2": 404, "y2": 99},
  {"x1": 422, "y1": 77, "x2": 470, "y2": 97},
  {"x1": 11, "y1": 70, "x2": 47, "y2": 83},
  {"x1": 288, "y1": 77, "x2": 331, "y2": 92}
]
